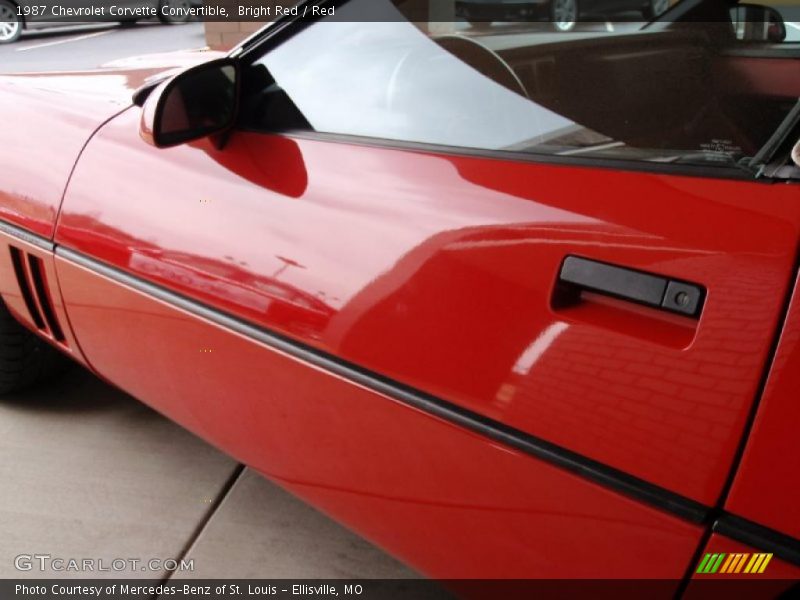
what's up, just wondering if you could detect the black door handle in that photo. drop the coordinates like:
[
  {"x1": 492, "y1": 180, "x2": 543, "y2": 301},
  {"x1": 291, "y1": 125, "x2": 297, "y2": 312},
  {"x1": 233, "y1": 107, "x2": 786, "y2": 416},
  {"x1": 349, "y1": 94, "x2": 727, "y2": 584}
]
[{"x1": 557, "y1": 256, "x2": 705, "y2": 318}]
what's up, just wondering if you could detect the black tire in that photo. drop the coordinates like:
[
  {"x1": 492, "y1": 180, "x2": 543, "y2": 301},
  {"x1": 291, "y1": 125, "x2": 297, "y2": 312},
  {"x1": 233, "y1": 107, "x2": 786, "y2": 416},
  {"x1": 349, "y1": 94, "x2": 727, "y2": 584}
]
[
  {"x1": 550, "y1": 0, "x2": 578, "y2": 32},
  {"x1": 158, "y1": 0, "x2": 191, "y2": 24},
  {"x1": 0, "y1": 0, "x2": 23, "y2": 44},
  {"x1": 0, "y1": 299, "x2": 70, "y2": 395},
  {"x1": 118, "y1": 19, "x2": 139, "y2": 28}
]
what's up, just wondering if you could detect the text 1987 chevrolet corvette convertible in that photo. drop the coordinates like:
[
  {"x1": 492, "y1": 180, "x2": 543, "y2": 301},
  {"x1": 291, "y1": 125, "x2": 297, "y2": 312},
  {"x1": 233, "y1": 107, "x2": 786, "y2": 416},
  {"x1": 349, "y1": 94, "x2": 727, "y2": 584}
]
[{"x1": 1, "y1": 0, "x2": 799, "y2": 587}]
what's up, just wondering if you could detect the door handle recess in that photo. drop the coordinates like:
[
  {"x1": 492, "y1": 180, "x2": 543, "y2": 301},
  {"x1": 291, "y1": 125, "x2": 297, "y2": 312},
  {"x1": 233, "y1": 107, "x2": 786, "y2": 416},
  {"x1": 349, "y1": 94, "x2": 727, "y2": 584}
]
[{"x1": 557, "y1": 256, "x2": 705, "y2": 318}]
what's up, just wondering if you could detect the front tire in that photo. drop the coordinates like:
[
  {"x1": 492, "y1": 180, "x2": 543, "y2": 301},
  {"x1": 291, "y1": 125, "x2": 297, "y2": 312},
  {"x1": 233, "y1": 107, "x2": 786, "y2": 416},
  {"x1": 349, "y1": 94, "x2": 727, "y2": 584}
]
[
  {"x1": 550, "y1": 0, "x2": 578, "y2": 32},
  {"x1": 158, "y1": 0, "x2": 191, "y2": 24},
  {"x1": 0, "y1": 0, "x2": 22, "y2": 44},
  {"x1": 0, "y1": 299, "x2": 70, "y2": 395}
]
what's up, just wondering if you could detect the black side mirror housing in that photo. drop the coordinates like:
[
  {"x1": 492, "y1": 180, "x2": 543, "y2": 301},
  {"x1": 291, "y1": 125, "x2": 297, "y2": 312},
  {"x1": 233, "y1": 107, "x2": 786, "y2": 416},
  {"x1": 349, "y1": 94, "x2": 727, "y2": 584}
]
[{"x1": 140, "y1": 57, "x2": 240, "y2": 148}]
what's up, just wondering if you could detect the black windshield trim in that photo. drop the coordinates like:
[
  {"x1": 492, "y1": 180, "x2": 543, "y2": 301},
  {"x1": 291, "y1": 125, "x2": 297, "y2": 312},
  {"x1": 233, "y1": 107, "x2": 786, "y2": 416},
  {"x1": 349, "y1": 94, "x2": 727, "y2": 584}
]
[{"x1": 238, "y1": 127, "x2": 774, "y2": 182}]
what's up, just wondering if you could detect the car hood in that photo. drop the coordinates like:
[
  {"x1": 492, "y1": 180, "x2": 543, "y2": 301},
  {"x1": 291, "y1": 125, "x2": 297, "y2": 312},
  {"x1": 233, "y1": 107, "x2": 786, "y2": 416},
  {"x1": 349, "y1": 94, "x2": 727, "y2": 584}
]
[
  {"x1": 0, "y1": 49, "x2": 223, "y2": 238},
  {"x1": 0, "y1": 48, "x2": 225, "y2": 118}
]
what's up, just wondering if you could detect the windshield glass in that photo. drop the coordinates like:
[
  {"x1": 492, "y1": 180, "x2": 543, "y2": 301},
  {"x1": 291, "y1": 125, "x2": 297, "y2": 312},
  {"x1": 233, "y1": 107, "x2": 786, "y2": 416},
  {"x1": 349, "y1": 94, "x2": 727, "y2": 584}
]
[{"x1": 244, "y1": 0, "x2": 799, "y2": 171}]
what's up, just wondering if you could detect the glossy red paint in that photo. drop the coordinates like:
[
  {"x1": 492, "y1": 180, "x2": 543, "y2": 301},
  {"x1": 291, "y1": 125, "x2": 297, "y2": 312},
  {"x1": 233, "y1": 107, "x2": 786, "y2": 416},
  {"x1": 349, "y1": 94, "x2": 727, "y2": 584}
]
[
  {"x1": 0, "y1": 231, "x2": 87, "y2": 366},
  {"x1": 54, "y1": 256, "x2": 704, "y2": 579},
  {"x1": 0, "y1": 51, "x2": 224, "y2": 238},
  {"x1": 55, "y1": 107, "x2": 800, "y2": 505},
  {"x1": 0, "y1": 71, "x2": 131, "y2": 237},
  {"x1": 726, "y1": 271, "x2": 800, "y2": 540}
]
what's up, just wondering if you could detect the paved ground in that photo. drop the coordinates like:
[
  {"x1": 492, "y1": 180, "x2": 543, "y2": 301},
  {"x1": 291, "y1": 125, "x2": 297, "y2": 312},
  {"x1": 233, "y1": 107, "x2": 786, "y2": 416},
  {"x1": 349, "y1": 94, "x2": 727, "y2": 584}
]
[
  {"x1": 0, "y1": 368, "x2": 415, "y2": 580},
  {"x1": 0, "y1": 21, "x2": 207, "y2": 73}
]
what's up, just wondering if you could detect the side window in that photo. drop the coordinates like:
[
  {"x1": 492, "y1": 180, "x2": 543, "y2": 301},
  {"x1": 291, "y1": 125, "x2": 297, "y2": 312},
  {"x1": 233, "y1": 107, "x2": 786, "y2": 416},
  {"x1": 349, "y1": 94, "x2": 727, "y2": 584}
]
[
  {"x1": 238, "y1": 0, "x2": 796, "y2": 171},
  {"x1": 242, "y1": 1, "x2": 574, "y2": 152}
]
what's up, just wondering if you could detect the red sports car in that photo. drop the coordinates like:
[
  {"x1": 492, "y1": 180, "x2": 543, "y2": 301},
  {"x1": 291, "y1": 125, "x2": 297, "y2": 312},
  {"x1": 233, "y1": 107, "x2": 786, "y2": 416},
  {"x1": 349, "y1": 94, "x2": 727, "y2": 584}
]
[{"x1": 1, "y1": 0, "x2": 798, "y2": 588}]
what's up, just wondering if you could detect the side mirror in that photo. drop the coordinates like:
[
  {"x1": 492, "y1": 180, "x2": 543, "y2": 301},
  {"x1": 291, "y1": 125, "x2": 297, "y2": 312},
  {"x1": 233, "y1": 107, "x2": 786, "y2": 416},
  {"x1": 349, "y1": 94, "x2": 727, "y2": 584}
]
[
  {"x1": 140, "y1": 58, "x2": 239, "y2": 148},
  {"x1": 730, "y1": 4, "x2": 786, "y2": 43}
]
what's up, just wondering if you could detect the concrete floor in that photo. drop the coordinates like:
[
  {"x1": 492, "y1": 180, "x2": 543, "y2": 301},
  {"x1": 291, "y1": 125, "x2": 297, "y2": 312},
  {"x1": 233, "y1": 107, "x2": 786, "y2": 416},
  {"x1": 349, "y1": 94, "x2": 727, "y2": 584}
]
[
  {"x1": 0, "y1": 22, "x2": 208, "y2": 74},
  {"x1": 0, "y1": 368, "x2": 415, "y2": 580}
]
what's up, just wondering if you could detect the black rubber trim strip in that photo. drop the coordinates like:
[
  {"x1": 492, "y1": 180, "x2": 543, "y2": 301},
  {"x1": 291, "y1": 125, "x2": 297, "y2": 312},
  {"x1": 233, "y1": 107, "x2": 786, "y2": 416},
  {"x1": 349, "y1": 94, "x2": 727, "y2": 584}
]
[
  {"x1": 714, "y1": 514, "x2": 800, "y2": 568},
  {"x1": 240, "y1": 129, "x2": 766, "y2": 183},
  {"x1": 0, "y1": 220, "x2": 54, "y2": 252},
  {"x1": 56, "y1": 245, "x2": 710, "y2": 525}
]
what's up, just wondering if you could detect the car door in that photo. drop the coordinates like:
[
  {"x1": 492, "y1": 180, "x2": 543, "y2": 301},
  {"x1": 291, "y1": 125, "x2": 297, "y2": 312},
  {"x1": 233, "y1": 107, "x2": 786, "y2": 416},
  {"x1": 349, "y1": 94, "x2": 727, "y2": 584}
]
[{"x1": 52, "y1": 0, "x2": 800, "y2": 579}]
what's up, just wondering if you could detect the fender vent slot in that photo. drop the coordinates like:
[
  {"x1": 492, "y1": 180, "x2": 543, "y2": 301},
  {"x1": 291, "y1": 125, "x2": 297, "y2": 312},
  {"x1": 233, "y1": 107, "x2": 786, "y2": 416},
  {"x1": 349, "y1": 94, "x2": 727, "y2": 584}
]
[
  {"x1": 27, "y1": 255, "x2": 66, "y2": 343},
  {"x1": 9, "y1": 246, "x2": 46, "y2": 331},
  {"x1": 9, "y1": 246, "x2": 66, "y2": 344}
]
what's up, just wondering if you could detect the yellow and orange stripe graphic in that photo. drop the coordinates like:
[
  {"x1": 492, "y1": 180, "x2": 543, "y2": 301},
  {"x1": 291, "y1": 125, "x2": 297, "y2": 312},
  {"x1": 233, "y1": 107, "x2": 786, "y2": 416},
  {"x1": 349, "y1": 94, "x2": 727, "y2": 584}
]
[{"x1": 696, "y1": 552, "x2": 773, "y2": 574}]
